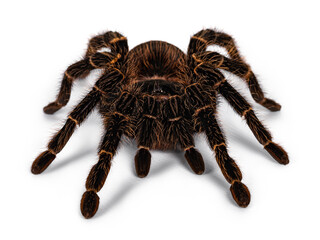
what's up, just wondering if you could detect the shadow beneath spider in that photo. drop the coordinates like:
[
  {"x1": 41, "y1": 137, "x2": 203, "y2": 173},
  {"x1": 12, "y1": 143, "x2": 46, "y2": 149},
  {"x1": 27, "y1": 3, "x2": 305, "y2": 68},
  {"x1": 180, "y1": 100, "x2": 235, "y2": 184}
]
[
  {"x1": 208, "y1": 173, "x2": 238, "y2": 207},
  {"x1": 95, "y1": 147, "x2": 243, "y2": 218},
  {"x1": 45, "y1": 148, "x2": 95, "y2": 174},
  {"x1": 151, "y1": 158, "x2": 176, "y2": 176},
  {"x1": 95, "y1": 181, "x2": 137, "y2": 218},
  {"x1": 228, "y1": 130, "x2": 276, "y2": 164},
  {"x1": 96, "y1": 150, "x2": 178, "y2": 218}
]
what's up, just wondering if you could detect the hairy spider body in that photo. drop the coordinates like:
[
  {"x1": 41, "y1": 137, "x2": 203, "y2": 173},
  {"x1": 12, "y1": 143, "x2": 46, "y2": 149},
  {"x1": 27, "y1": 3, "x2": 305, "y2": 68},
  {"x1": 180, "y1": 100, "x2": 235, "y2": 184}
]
[
  {"x1": 32, "y1": 30, "x2": 289, "y2": 218},
  {"x1": 118, "y1": 41, "x2": 189, "y2": 150}
]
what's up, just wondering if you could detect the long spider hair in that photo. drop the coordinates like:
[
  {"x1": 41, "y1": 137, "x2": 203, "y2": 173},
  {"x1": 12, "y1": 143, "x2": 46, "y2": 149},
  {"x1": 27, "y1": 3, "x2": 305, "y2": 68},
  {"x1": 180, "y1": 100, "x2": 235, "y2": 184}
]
[{"x1": 32, "y1": 30, "x2": 289, "y2": 218}]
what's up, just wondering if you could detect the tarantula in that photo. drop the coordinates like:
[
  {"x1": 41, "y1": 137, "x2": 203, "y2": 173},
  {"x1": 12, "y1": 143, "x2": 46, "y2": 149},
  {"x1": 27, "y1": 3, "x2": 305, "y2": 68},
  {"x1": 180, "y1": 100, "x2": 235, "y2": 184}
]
[{"x1": 31, "y1": 29, "x2": 289, "y2": 218}]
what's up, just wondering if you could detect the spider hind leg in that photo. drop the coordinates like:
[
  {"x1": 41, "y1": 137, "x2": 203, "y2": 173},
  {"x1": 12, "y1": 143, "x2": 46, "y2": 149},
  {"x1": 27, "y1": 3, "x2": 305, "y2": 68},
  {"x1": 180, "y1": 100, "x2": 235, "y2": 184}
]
[
  {"x1": 218, "y1": 80, "x2": 289, "y2": 165},
  {"x1": 189, "y1": 29, "x2": 281, "y2": 112},
  {"x1": 186, "y1": 83, "x2": 250, "y2": 207},
  {"x1": 44, "y1": 31, "x2": 128, "y2": 114},
  {"x1": 43, "y1": 52, "x2": 117, "y2": 114}
]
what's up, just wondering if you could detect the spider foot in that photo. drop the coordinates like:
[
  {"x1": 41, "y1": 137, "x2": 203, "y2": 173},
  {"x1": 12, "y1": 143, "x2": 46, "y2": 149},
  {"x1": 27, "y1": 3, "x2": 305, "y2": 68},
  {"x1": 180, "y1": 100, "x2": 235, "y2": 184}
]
[
  {"x1": 134, "y1": 148, "x2": 151, "y2": 178},
  {"x1": 81, "y1": 190, "x2": 100, "y2": 219},
  {"x1": 230, "y1": 181, "x2": 250, "y2": 208},
  {"x1": 260, "y1": 98, "x2": 281, "y2": 112},
  {"x1": 31, "y1": 150, "x2": 56, "y2": 174},
  {"x1": 184, "y1": 147, "x2": 205, "y2": 175},
  {"x1": 264, "y1": 142, "x2": 289, "y2": 165},
  {"x1": 43, "y1": 102, "x2": 63, "y2": 114}
]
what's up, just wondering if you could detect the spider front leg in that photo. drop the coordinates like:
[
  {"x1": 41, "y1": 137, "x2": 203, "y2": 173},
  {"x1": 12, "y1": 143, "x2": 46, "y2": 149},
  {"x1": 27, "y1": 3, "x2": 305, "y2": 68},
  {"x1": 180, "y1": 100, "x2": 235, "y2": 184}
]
[
  {"x1": 186, "y1": 83, "x2": 250, "y2": 207},
  {"x1": 164, "y1": 95, "x2": 205, "y2": 175},
  {"x1": 190, "y1": 48, "x2": 281, "y2": 112},
  {"x1": 81, "y1": 91, "x2": 137, "y2": 218},
  {"x1": 134, "y1": 95, "x2": 158, "y2": 178}
]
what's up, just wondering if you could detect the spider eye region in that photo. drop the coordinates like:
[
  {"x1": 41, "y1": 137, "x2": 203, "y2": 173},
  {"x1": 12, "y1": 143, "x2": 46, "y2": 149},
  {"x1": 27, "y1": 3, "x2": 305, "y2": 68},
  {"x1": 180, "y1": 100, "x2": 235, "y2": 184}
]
[{"x1": 135, "y1": 79, "x2": 183, "y2": 96}]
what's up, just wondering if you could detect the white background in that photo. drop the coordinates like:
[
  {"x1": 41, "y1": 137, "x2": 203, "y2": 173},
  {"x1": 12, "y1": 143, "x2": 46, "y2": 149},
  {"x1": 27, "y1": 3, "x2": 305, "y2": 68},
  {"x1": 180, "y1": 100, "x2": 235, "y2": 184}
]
[{"x1": 1, "y1": 0, "x2": 319, "y2": 239}]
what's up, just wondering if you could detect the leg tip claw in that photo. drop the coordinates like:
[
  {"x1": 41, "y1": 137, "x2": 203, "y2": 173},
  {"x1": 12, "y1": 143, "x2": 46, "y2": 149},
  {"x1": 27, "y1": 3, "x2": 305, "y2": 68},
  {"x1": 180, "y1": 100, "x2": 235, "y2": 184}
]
[
  {"x1": 185, "y1": 148, "x2": 205, "y2": 175},
  {"x1": 230, "y1": 181, "x2": 251, "y2": 208},
  {"x1": 264, "y1": 142, "x2": 289, "y2": 165},
  {"x1": 81, "y1": 190, "x2": 100, "y2": 219},
  {"x1": 135, "y1": 148, "x2": 151, "y2": 178},
  {"x1": 43, "y1": 102, "x2": 62, "y2": 114},
  {"x1": 31, "y1": 150, "x2": 56, "y2": 174},
  {"x1": 261, "y1": 98, "x2": 281, "y2": 112}
]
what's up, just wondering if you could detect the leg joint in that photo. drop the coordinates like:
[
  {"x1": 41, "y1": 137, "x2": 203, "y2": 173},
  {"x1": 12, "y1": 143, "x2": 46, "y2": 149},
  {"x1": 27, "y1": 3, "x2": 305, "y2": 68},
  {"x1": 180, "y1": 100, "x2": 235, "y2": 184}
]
[
  {"x1": 138, "y1": 146, "x2": 150, "y2": 150},
  {"x1": 94, "y1": 85, "x2": 107, "y2": 95},
  {"x1": 99, "y1": 150, "x2": 114, "y2": 158},
  {"x1": 242, "y1": 107, "x2": 253, "y2": 118},
  {"x1": 213, "y1": 142, "x2": 226, "y2": 151},
  {"x1": 64, "y1": 71, "x2": 74, "y2": 80},
  {"x1": 109, "y1": 36, "x2": 127, "y2": 44},
  {"x1": 48, "y1": 148, "x2": 57, "y2": 155},
  {"x1": 68, "y1": 115, "x2": 79, "y2": 125}
]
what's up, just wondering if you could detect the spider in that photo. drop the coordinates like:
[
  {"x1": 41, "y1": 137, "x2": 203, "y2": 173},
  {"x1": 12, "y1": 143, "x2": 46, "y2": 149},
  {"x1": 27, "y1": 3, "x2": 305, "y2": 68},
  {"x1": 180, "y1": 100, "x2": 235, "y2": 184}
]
[{"x1": 31, "y1": 29, "x2": 289, "y2": 218}]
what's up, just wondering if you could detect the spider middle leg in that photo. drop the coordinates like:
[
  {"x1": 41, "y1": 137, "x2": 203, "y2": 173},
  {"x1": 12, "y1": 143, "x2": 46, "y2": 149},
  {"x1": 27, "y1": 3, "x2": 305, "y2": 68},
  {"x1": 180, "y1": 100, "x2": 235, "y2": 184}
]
[
  {"x1": 186, "y1": 83, "x2": 250, "y2": 207},
  {"x1": 32, "y1": 88, "x2": 101, "y2": 174},
  {"x1": 81, "y1": 91, "x2": 137, "y2": 218},
  {"x1": 134, "y1": 95, "x2": 159, "y2": 177},
  {"x1": 32, "y1": 68, "x2": 124, "y2": 174},
  {"x1": 81, "y1": 113, "x2": 127, "y2": 218},
  {"x1": 200, "y1": 108, "x2": 250, "y2": 207}
]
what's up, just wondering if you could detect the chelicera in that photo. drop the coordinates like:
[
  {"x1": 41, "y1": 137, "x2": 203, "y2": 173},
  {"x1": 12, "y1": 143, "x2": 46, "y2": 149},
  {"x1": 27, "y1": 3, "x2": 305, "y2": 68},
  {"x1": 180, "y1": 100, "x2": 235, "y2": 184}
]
[{"x1": 31, "y1": 29, "x2": 289, "y2": 218}]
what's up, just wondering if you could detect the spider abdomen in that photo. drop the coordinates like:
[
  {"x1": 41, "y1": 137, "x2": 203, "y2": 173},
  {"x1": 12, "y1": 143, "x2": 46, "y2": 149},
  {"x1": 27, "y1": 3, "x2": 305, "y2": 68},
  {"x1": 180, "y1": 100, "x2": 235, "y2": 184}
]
[{"x1": 126, "y1": 41, "x2": 189, "y2": 85}]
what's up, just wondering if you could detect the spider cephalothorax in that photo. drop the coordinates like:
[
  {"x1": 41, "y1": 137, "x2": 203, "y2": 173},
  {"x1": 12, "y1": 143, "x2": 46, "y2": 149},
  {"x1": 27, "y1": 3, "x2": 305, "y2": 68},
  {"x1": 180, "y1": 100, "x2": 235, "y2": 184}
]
[{"x1": 31, "y1": 30, "x2": 289, "y2": 218}]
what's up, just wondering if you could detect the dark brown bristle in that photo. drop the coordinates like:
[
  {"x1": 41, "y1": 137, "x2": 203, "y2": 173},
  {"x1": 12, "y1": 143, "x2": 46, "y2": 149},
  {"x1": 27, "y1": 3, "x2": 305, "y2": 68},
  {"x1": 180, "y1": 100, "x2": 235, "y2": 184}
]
[
  {"x1": 230, "y1": 181, "x2": 251, "y2": 207},
  {"x1": 31, "y1": 150, "x2": 56, "y2": 174},
  {"x1": 184, "y1": 148, "x2": 205, "y2": 175},
  {"x1": 265, "y1": 142, "x2": 289, "y2": 165},
  {"x1": 80, "y1": 190, "x2": 99, "y2": 219},
  {"x1": 85, "y1": 155, "x2": 111, "y2": 192},
  {"x1": 134, "y1": 148, "x2": 151, "y2": 178}
]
